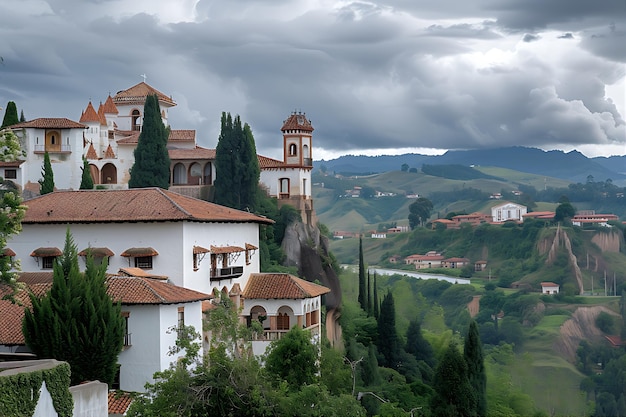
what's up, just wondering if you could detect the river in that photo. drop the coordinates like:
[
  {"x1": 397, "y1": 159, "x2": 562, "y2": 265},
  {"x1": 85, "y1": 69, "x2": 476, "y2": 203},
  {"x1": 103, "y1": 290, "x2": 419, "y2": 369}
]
[{"x1": 342, "y1": 265, "x2": 470, "y2": 285}]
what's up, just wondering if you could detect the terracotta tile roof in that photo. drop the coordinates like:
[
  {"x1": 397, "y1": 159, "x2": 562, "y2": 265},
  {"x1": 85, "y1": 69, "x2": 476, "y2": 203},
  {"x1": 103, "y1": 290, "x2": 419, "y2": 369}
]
[
  {"x1": 117, "y1": 267, "x2": 167, "y2": 280},
  {"x1": 210, "y1": 245, "x2": 244, "y2": 254},
  {"x1": 3, "y1": 248, "x2": 16, "y2": 257},
  {"x1": 281, "y1": 112, "x2": 314, "y2": 133},
  {"x1": 78, "y1": 247, "x2": 114, "y2": 257},
  {"x1": 168, "y1": 130, "x2": 195, "y2": 141},
  {"x1": 0, "y1": 161, "x2": 24, "y2": 167},
  {"x1": 79, "y1": 102, "x2": 99, "y2": 123},
  {"x1": 10, "y1": 118, "x2": 85, "y2": 129},
  {"x1": 105, "y1": 275, "x2": 212, "y2": 304},
  {"x1": 97, "y1": 103, "x2": 107, "y2": 126},
  {"x1": 115, "y1": 131, "x2": 140, "y2": 144},
  {"x1": 258, "y1": 155, "x2": 285, "y2": 169},
  {"x1": 104, "y1": 144, "x2": 116, "y2": 159},
  {"x1": 102, "y1": 95, "x2": 119, "y2": 114},
  {"x1": 22, "y1": 188, "x2": 274, "y2": 225},
  {"x1": 108, "y1": 391, "x2": 133, "y2": 415},
  {"x1": 443, "y1": 257, "x2": 469, "y2": 263},
  {"x1": 85, "y1": 143, "x2": 98, "y2": 160},
  {"x1": 30, "y1": 247, "x2": 62, "y2": 257},
  {"x1": 17, "y1": 272, "x2": 54, "y2": 285},
  {"x1": 113, "y1": 82, "x2": 176, "y2": 107},
  {"x1": 0, "y1": 299, "x2": 26, "y2": 345},
  {"x1": 540, "y1": 282, "x2": 559, "y2": 287},
  {"x1": 120, "y1": 247, "x2": 158, "y2": 257},
  {"x1": 193, "y1": 246, "x2": 210, "y2": 254},
  {"x1": 168, "y1": 146, "x2": 216, "y2": 160},
  {"x1": 243, "y1": 273, "x2": 330, "y2": 299}
]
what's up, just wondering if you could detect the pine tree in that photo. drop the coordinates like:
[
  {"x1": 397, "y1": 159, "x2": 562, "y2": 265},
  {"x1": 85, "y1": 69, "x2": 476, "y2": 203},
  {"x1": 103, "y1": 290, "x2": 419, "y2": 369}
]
[
  {"x1": 358, "y1": 236, "x2": 366, "y2": 310},
  {"x1": 39, "y1": 151, "x2": 54, "y2": 194},
  {"x1": 128, "y1": 94, "x2": 170, "y2": 189},
  {"x1": 214, "y1": 113, "x2": 260, "y2": 211},
  {"x1": 373, "y1": 272, "x2": 380, "y2": 319},
  {"x1": 19, "y1": 109, "x2": 26, "y2": 122},
  {"x1": 431, "y1": 341, "x2": 477, "y2": 417},
  {"x1": 464, "y1": 320, "x2": 486, "y2": 416},
  {"x1": 23, "y1": 230, "x2": 125, "y2": 386},
  {"x1": 79, "y1": 157, "x2": 94, "y2": 190},
  {"x1": 1, "y1": 101, "x2": 18, "y2": 129},
  {"x1": 406, "y1": 319, "x2": 436, "y2": 369},
  {"x1": 377, "y1": 290, "x2": 400, "y2": 369}
]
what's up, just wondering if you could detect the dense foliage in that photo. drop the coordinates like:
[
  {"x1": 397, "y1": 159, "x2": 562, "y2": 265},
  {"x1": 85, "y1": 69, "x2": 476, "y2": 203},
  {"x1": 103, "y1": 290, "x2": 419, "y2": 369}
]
[
  {"x1": 1, "y1": 101, "x2": 19, "y2": 128},
  {"x1": 128, "y1": 94, "x2": 170, "y2": 189},
  {"x1": 214, "y1": 112, "x2": 260, "y2": 212},
  {"x1": 23, "y1": 230, "x2": 125, "y2": 386},
  {"x1": 79, "y1": 157, "x2": 94, "y2": 189}
]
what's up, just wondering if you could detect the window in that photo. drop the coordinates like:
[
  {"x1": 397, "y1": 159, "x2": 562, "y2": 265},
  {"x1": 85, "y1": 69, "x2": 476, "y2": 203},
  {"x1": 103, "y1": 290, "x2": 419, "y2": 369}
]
[
  {"x1": 4, "y1": 169, "x2": 16, "y2": 179},
  {"x1": 42, "y1": 256, "x2": 55, "y2": 269},
  {"x1": 134, "y1": 256, "x2": 153, "y2": 269},
  {"x1": 177, "y1": 307, "x2": 185, "y2": 339},
  {"x1": 289, "y1": 143, "x2": 297, "y2": 156},
  {"x1": 122, "y1": 312, "x2": 131, "y2": 347}
]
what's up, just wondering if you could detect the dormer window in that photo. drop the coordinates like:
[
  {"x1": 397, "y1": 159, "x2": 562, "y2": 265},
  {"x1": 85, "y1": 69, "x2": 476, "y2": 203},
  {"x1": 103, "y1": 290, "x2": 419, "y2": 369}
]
[{"x1": 121, "y1": 247, "x2": 158, "y2": 270}]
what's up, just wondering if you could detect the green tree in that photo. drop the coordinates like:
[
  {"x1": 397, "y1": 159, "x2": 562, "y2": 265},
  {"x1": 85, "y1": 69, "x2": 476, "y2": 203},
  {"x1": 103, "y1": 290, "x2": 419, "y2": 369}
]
[
  {"x1": 401, "y1": 163, "x2": 409, "y2": 172},
  {"x1": 79, "y1": 157, "x2": 94, "y2": 190},
  {"x1": 0, "y1": 129, "x2": 24, "y2": 162},
  {"x1": 22, "y1": 230, "x2": 125, "y2": 386},
  {"x1": 373, "y1": 272, "x2": 379, "y2": 319},
  {"x1": 408, "y1": 197, "x2": 433, "y2": 229},
  {"x1": 377, "y1": 290, "x2": 400, "y2": 369},
  {"x1": 430, "y1": 341, "x2": 476, "y2": 417},
  {"x1": 554, "y1": 201, "x2": 576, "y2": 223},
  {"x1": 39, "y1": 151, "x2": 55, "y2": 194},
  {"x1": 464, "y1": 320, "x2": 486, "y2": 416},
  {"x1": 405, "y1": 320, "x2": 436, "y2": 369},
  {"x1": 19, "y1": 109, "x2": 26, "y2": 122},
  {"x1": 214, "y1": 112, "x2": 260, "y2": 211},
  {"x1": 265, "y1": 326, "x2": 319, "y2": 390},
  {"x1": 358, "y1": 236, "x2": 367, "y2": 310},
  {"x1": 1, "y1": 101, "x2": 18, "y2": 129},
  {"x1": 128, "y1": 94, "x2": 170, "y2": 189}
]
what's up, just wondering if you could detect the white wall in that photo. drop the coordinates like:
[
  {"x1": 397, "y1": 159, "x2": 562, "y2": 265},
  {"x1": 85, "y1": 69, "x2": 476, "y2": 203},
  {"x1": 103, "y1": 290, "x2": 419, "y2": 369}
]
[{"x1": 70, "y1": 380, "x2": 108, "y2": 417}]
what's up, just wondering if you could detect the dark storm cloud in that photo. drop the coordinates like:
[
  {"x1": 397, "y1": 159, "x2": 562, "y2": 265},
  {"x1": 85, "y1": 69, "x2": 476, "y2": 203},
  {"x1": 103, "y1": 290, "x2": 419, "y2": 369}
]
[{"x1": 0, "y1": 0, "x2": 624, "y2": 158}]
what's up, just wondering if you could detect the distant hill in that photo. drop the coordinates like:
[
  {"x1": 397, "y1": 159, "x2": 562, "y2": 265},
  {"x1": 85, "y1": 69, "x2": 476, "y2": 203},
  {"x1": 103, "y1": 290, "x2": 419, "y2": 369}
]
[{"x1": 316, "y1": 146, "x2": 626, "y2": 185}]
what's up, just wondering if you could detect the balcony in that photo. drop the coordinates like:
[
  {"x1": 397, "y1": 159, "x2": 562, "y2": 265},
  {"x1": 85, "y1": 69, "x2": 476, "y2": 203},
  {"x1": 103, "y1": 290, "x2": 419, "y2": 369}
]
[
  {"x1": 34, "y1": 145, "x2": 72, "y2": 154},
  {"x1": 210, "y1": 266, "x2": 244, "y2": 281},
  {"x1": 250, "y1": 324, "x2": 320, "y2": 341},
  {"x1": 303, "y1": 157, "x2": 312, "y2": 167}
]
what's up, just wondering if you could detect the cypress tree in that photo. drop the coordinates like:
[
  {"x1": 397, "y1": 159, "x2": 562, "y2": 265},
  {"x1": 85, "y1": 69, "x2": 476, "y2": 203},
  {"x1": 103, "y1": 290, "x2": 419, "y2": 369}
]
[
  {"x1": 377, "y1": 290, "x2": 400, "y2": 369},
  {"x1": 1, "y1": 101, "x2": 18, "y2": 128},
  {"x1": 373, "y1": 272, "x2": 380, "y2": 319},
  {"x1": 358, "y1": 236, "x2": 366, "y2": 310},
  {"x1": 39, "y1": 151, "x2": 54, "y2": 194},
  {"x1": 214, "y1": 113, "x2": 260, "y2": 211},
  {"x1": 431, "y1": 341, "x2": 476, "y2": 417},
  {"x1": 464, "y1": 320, "x2": 487, "y2": 416},
  {"x1": 128, "y1": 94, "x2": 170, "y2": 189},
  {"x1": 79, "y1": 157, "x2": 94, "y2": 190},
  {"x1": 19, "y1": 109, "x2": 26, "y2": 122},
  {"x1": 406, "y1": 319, "x2": 436, "y2": 369},
  {"x1": 23, "y1": 230, "x2": 125, "y2": 386},
  {"x1": 367, "y1": 270, "x2": 372, "y2": 315}
]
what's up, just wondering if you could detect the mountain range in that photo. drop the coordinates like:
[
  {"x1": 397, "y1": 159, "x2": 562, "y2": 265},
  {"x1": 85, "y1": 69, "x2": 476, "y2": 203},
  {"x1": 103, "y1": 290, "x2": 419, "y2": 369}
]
[{"x1": 316, "y1": 147, "x2": 626, "y2": 185}]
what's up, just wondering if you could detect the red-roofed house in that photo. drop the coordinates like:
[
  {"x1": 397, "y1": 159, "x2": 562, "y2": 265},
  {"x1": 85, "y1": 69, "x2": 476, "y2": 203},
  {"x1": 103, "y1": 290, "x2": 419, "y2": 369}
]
[
  {"x1": 405, "y1": 251, "x2": 445, "y2": 269},
  {"x1": 441, "y1": 257, "x2": 470, "y2": 269},
  {"x1": 242, "y1": 273, "x2": 330, "y2": 356},
  {"x1": 540, "y1": 282, "x2": 560, "y2": 295}
]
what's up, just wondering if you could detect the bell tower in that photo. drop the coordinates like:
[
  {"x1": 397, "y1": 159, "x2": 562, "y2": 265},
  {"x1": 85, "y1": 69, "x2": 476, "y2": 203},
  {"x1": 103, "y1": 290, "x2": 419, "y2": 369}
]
[{"x1": 282, "y1": 111, "x2": 313, "y2": 168}]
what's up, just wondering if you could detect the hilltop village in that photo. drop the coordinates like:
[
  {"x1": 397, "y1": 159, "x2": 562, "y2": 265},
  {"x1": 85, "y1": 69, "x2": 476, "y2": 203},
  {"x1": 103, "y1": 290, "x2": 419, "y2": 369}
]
[{"x1": 0, "y1": 82, "x2": 330, "y2": 413}]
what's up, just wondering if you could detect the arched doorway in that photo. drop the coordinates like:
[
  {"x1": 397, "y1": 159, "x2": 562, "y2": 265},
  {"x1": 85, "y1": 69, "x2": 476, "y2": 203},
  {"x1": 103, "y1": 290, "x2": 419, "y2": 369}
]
[
  {"x1": 277, "y1": 306, "x2": 294, "y2": 330},
  {"x1": 89, "y1": 164, "x2": 100, "y2": 185},
  {"x1": 45, "y1": 130, "x2": 61, "y2": 152},
  {"x1": 172, "y1": 163, "x2": 186, "y2": 185},
  {"x1": 188, "y1": 162, "x2": 202, "y2": 185},
  {"x1": 131, "y1": 109, "x2": 141, "y2": 131},
  {"x1": 101, "y1": 163, "x2": 117, "y2": 184}
]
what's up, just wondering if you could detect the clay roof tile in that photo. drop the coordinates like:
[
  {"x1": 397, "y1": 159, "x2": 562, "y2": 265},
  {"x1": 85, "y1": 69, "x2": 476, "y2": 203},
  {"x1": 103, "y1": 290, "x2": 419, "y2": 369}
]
[{"x1": 242, "y1": 273, "x2": 330, "y2": 299}]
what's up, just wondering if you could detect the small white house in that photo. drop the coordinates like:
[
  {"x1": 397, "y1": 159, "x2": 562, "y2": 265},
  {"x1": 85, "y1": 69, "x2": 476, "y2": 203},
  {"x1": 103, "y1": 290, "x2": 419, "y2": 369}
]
[
  {"x1": 491, "y1": 201, "x2": 527, "y2": 223},
  {"x1": 540, "y1": 282, "x2": 560, "y2": 295},
  {"x1": 241, "y1": 273, "x2": 330, "y2": 357}
]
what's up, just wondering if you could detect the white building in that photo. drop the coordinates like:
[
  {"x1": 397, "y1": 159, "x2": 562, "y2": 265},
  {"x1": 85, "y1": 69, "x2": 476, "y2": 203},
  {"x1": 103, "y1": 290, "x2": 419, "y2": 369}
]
[{"x1": 491, "y1": 201, "x2": 527, "y2": 223}]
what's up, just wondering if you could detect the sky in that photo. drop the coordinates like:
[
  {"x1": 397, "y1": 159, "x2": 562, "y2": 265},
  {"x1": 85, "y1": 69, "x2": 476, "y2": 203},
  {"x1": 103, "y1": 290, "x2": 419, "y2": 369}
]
[{"x1": 0, "y1": 0, "x2": 625, "y2": 161}]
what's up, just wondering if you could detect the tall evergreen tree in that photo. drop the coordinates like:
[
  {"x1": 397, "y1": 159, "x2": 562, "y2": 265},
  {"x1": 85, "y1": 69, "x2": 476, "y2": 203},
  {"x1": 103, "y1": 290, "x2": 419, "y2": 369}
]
[
  {"x1": 39, "y1": 151, "x2": 54, "y2": 194},
  {"x1": 1, "y1": 101, "x2": 18, "y2": 128},
  {"x1": 464, "y1": 320, "x2": 486, "y2": 417},
  {"x1": 431, "y1": 342, "x2": 476, "y2": 417},
  {"x1": 79, "y1": 157, "x2": 94, "y2": 190},
  {"x1": 367, "y1": 270, "x2": 372, "y2": 315},
  {"x1": 214, "y1": 113, "x2": 260, "y2": 211},
  {"x1": 128, "y1": 94, "x2": 170, "y2": 189},
  {"x1": 358, "y1": 236, "x2": 366, "y2": 310},
  {"x1": 23, "y1": 230, "x2": 125, "y2": 386},
  {"x1": 406, "y1": 319, "x2": 436, "y2": 369},
  {"x1": 377, "y1": 290, "x2": 400, "y2": 369},
  {"x1": 373, "y1": 272, "x2": 380, "y2": 319},
  {"x1": 19, "y1": 109, "x2": 26, "y2": 122}
]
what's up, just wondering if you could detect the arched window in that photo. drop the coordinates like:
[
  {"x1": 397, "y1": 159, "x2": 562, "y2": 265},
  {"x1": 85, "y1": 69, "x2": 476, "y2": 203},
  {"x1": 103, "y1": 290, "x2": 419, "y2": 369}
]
[
  {"x1": 203, "y1": 162, "x2": 213, "y2": 185},
  {"x1": 131, "y1": 109, "x2": 141, "y2": 131},
  {"x1": 101, "y1": 163, "x2": 117, "y2": 184},
  {"x1": 303, "y1": 144, "x2": 310, "y2": 158},
  {"x1": 173, "y1": 163, "x2": 187, "y2": 185},
  {"x1": 289, "y1": 143, "x2": 297, "y2": 156},
  {"x1": 279, "y1": 178, "x2": 290, "y2": 198},
  {"x1": 277, "y1": 312, "x2": 290, "y2": 330}
]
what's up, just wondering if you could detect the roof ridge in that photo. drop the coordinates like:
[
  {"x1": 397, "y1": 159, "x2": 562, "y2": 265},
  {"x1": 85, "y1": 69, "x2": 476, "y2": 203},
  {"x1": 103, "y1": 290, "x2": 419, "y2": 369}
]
[{"x1": 156, "y1": 188, "x2": 193, "y2": 218}]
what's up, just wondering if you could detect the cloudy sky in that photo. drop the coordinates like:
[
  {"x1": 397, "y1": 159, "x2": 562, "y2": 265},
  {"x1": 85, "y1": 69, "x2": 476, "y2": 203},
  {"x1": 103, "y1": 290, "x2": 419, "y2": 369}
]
[{"x1": 1, "y1": 0, "x2": 625, "y2": 160}]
